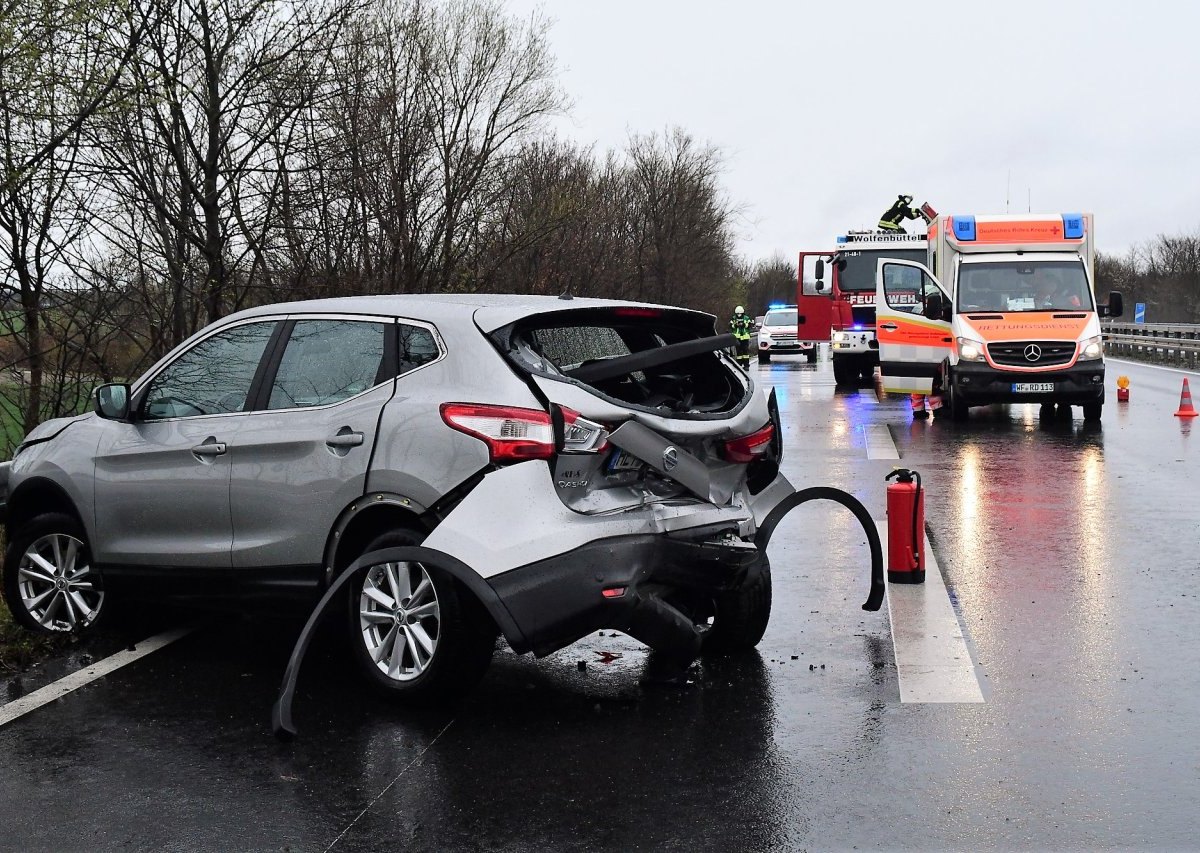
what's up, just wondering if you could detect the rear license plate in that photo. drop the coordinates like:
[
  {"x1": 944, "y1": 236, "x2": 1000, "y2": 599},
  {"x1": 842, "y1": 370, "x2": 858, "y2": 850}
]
[
  {"x1": 606, "y1": 450, "x2": 644, "y2": 473},
  {"x1": 1012, "y1": 382, "x2": 1054, "y2": 393}
]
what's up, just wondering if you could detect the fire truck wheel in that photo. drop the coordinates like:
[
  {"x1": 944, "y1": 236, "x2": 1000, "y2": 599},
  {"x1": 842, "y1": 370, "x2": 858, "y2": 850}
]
[{"x1": 832, "y1": 358, "x2": 857, "y2": 386}]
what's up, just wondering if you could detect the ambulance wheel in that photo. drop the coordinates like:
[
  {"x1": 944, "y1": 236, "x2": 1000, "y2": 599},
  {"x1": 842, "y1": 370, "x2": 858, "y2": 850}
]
[
  {"x1": 946, "y1": 374, "x2": 969, "y2": 422},
  {"x1": 1083, "y1": 400, "x2": 1103, "y2": 421},
  {"x1": 757, "y1": 351, "x2": 771, "y2": 364}
]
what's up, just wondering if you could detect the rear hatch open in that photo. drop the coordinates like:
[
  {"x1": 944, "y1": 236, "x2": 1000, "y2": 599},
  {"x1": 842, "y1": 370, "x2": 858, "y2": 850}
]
[{"x1": 478, "y1": 302, "x2": 779, "y2": 508}]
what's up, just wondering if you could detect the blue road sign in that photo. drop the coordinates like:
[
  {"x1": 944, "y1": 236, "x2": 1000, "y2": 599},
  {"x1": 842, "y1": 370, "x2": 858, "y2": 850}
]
[{"x1": 1135, "y1": 302, "x2": 1146, "y2": 324}]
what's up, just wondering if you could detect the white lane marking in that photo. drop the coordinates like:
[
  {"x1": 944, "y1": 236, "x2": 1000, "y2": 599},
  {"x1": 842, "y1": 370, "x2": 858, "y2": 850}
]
[
  {"x1": 1108, "y1": 357, "x2": 1199, "y2": 377},
  {"x1": 0, "y1": 628, "x2": 193, "y2": 728},
  {"x1": 879, "y1": 520, "x2": 984, "y2": 703},
  {"x1": 863, "y1": 424, "x2": 899, "y2": 460}
]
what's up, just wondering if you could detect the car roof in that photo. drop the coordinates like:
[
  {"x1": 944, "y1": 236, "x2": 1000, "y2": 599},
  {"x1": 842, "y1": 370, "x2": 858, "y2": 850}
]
[{"x1": 226, "y1": 294, "x2": 712, "y2": 333}]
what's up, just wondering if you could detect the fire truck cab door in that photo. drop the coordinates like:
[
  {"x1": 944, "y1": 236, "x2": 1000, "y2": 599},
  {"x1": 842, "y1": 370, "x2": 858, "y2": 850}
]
[
  {"x1": 874, "y1": 258, "x2": 954, "y2": 395},
  {"x1": 795, "y1": 251, "x2": 834, "y2": 343}
]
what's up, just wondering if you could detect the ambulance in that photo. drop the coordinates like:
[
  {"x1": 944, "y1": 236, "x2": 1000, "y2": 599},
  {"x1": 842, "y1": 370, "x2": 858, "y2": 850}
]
[{"x1": 874, "y1": 213, "x2": 1123, "y2": 421}]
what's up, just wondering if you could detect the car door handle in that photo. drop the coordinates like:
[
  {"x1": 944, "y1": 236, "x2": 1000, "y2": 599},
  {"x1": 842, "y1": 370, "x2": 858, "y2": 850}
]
[
  {"x1": 191, "y1": 441, "x2": 226, "y2": 457},
  {"x1": 878, "y1": 323, "x2": 898, "y2": 331},
  {"x1": 326, "y1": 431, "x2": 364, "y2": 449}
]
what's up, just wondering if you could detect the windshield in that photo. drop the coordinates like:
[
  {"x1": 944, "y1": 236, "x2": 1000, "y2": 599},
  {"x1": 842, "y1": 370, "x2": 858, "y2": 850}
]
[
  {"x1": 836, "y1": 248, "x2": 926, "y2": 291},
  {"x1": 764, "y1": 310, "x2": 797, "y2": 326},
  {"x1": 957, "y1": 260, "x2": 1093, "y2": 313}
]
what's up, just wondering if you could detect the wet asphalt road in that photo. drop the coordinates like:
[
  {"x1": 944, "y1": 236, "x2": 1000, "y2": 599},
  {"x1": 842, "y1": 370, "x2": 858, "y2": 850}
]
[{"x1": 1, "y1": 354, "x2": 1197, "y2": 851}]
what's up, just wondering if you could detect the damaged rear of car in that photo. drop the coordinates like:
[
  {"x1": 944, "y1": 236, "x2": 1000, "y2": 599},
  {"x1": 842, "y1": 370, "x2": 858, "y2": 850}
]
[{"x1": 423, "y1": 300, "x2": 794, "y2": 668}]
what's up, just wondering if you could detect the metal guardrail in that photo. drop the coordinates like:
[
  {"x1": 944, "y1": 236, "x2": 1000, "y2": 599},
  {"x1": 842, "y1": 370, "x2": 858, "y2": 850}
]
[{"x1": 1102, "y1": 322, "x2": 1200, "y2": 367}]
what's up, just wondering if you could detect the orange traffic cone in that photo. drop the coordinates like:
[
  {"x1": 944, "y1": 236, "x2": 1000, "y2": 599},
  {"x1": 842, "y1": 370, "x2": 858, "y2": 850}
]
[{"x1": 1174, "y1": 378, "x2": 1198, "y2": 418}]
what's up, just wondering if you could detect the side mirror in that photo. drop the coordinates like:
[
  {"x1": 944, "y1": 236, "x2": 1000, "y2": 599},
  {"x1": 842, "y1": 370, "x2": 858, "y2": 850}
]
[
  {"x1": 94, "y1": 383, "x2": 132, "y2": 421},
  {"x1": 814, "y1": 259, "x2": 825, "y2": 281},
  {"x1": 1102, "y1": 291, "x2": 1124, "y2": 318},
  {"x1": 924, "y1": 292, "x2": 944, "y2": 321},
  {"x1": 941, "y1": 301, "x2": 953, "y2": 322}
]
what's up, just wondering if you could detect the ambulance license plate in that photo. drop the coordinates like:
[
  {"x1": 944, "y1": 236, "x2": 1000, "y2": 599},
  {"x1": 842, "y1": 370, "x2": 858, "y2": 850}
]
[{"x1": 1012, "y1": 382, "x2": 1054, "y2": 393}]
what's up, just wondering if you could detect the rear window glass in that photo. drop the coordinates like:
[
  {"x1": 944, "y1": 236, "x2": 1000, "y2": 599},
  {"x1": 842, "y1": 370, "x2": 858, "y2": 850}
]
[{"x1": 528, "y1": 326, "x2": 635, "y2": 370}]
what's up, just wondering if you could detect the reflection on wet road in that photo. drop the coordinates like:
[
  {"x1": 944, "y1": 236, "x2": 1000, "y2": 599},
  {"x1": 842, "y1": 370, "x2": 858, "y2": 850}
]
[{"x1": 0, "y1": 353, "x2": 1196, "y2": 850}]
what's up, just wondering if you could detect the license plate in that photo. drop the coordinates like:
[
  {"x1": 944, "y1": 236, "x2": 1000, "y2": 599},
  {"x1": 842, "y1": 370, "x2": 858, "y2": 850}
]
[
  {"x1": 1012, "y1": 382, "x2": 1054, "y2": 393},
  {"x1": 606, "y1": 450, "x2": 644, "y2": 473}
]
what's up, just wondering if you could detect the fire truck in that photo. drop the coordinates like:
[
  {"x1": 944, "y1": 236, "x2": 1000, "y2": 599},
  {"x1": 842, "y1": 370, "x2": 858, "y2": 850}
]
[{"x1": 797, "y1": 231, "x2": 927, "y2": 386}]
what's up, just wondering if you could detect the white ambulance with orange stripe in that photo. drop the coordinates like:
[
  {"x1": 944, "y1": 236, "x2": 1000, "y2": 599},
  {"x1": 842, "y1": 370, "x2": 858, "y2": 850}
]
[{"x1": 874, "y1": 213, "x2": 1124, "y2": 421}]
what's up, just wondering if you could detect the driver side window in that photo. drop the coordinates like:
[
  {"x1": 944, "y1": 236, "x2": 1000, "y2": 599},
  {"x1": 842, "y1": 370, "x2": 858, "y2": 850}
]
[{"x1": 142, "y1": 321, "x2": 278, "y2": 420}]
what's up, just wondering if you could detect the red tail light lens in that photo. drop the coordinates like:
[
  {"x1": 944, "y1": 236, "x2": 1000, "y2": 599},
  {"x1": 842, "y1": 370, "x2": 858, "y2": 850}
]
[
  {"x1": 440, "y1": 403, "x2": 555, "y2": 462},
  {"x1": 722, "y1": 423, "x2": 775, "y2": 463},
  {"x1": 559, "y1": 406, "x2": 610, "y2": 453}
]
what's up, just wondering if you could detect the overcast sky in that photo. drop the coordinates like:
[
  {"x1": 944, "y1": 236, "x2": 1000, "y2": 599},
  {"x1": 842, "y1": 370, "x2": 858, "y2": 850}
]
[{"x1": 502, "y1": 0, "x2": 1200, "y2": 263}]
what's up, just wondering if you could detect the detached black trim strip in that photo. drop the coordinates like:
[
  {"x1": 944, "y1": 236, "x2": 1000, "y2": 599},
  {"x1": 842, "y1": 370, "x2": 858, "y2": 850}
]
[{"x1": 566, "y1": 333, "x2": 737, "y2": 383}]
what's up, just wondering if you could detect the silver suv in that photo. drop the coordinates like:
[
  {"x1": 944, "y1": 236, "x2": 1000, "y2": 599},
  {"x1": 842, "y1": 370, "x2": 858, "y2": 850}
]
[{"x1": 0, "y1": 295, "x2": 793, "y2": 700}]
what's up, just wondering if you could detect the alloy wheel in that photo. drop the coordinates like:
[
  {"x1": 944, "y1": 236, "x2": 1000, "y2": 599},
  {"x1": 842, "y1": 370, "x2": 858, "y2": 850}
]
[
  {"x1": 359, "y1": 561, "x2": 441, "y2": 682},
  {"x1": 17, "y1": 533, "x2": 104, "y2": 632}
]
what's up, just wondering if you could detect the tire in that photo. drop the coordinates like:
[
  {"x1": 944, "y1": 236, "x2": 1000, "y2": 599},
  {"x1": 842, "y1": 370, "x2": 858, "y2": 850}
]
[
  {"x1": 757, "y1": 351, "x2": 771, "y2": 364},
  {"x1": 805, "y1": 350, "x2": 817, "y2": 363},
  {"x1": 860, "y1": 364, "x2": 876, "y2": 383},
  {"x1": 1082, "y1": 400, "x2": 1102, "y2": 421},
  {"x1": 832, "y1": 357, "x2": 857, "y2": 386},
  {"x1": 346, "y1": 527, "x2": 495, "y2": 703},
  {"x1": 946, "y1": 370, "x2": 969, "y2": 422},
  {"x1": 2, "y1": 512, "x2": 105, "y2": 635},
  {"x1": 701, "y1": 558, "x2": 772, "y2": 655}
]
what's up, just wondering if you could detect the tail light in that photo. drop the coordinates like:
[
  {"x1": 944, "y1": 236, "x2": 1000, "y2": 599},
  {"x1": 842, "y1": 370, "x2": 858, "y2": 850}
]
[
  {"x1": 559, "y1": 406, "x2": 609, "y2": 453},
  {"x1": 722, "y1": 423, "x2": 775, "y2": 463},
  {"x1": 440, "y1": 403, "x2": 555, "y2": 462}
]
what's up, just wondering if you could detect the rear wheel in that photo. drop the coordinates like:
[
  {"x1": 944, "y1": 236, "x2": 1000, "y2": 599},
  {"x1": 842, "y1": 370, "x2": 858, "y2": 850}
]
[
  {"x1": 346, "y1": 527, "x2": 495, "y2": 703},
  {"x1": 3, "y1": 512, "x2": 105, "y2": 635},
  {"x1": 700, "y1": 558, "x2": 772, "y2": 655},
  {"x1": 1083, "y1": 400, "x2": 1103, "y2": 421}
]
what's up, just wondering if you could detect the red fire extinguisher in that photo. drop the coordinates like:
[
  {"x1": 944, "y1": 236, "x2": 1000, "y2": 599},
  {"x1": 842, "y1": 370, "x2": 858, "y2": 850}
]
[{"x1": 885, "y1": 468, "x2": 925, "y2": 584}]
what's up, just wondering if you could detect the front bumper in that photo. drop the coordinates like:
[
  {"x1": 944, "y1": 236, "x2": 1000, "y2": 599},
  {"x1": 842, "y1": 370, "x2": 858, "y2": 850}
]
[
  {"x1": 952, "y1": 360, "x2": 1105, "y2": 405},
  {"x1": 489, "y1": 533, "x2": 762, "y2": 657},
  {"x1": 759, "y1": 341, "x2": 813, "y2": 353},
  {"x1": 831, "y1": 331, "x2": 876, "y2": 355}
]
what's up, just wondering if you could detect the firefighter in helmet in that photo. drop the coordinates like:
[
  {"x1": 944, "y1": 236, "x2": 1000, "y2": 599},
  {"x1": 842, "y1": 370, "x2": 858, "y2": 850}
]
[
  {"x1": 879, "y1": 194, "x2": 922, "y2": 233},
  {"x1": 730, "y1": 305, "x2": 753, "y2": 368}
]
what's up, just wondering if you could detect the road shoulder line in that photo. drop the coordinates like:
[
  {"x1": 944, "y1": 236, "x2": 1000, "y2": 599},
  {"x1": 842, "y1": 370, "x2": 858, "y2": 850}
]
[
  {"x1": 0, "y1": 628, "x2": 193, "y2": 728},
  {"x1": 880, "y1": 520, "x2": 984, "y2": 703}
]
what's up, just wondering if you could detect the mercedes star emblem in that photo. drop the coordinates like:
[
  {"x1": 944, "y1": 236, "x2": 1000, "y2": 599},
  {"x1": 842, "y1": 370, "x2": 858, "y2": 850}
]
[{"x1": 1024, "y1": 344, "x2": 1042, "y2": 362}]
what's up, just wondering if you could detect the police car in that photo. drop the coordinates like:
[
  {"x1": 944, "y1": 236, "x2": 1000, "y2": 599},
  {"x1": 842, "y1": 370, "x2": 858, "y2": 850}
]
[{"x1": 757, "y1": 304, "x2": 816, "y2": 363}]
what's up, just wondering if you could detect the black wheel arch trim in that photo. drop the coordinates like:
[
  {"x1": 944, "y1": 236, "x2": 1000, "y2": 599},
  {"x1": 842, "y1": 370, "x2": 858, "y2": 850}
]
[{"x1": 273, "y1": 544, "x2": 525, "y2": 740}]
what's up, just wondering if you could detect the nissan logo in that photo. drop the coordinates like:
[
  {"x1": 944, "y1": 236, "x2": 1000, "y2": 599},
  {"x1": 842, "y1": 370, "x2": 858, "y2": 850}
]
[
  {"x1": 1023, "y1": 344, "x2": 1042, "y2": 362},
  {"x1": 662, "y1": 446, "x2": 679, "y2": 471}
]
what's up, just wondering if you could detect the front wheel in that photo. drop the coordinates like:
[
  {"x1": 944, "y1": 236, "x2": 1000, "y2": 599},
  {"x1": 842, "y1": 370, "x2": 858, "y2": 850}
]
[
  {"x1": 757, "y1": 351, "x2": 771, "y2": 364},
  {"x1": 832, "y1": 357, "x2": 857, "y2": 386},
  {"x1": 347, "y1": 528, "x2": 495, "y2": 703},
  {"x1": 805, "y1": 350, "x2": 817, "y2": 363},
  {"x1": 946, "y1": 371, "x2": 970, "y2": 422},
  {"x1": 3, "y1": 512, "x2": 105, "y2": 635}
]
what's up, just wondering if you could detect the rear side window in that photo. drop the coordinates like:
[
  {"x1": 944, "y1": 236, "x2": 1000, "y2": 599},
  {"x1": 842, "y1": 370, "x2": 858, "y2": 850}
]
[
  {"x1": 399, "y1": 324, "x2": 440, "y2": 374},
  {"x1": 268, "y1": 320, "x2": 387, "y2": 409}
]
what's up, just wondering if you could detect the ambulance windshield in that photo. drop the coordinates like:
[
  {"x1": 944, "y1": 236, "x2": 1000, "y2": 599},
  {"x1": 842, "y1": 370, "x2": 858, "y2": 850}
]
[
  {"x1": 957, "y1": 260, "x2": 1093, "y2": 312},
  {"x1": 836, "y1": 248, "x2": 926, "y2": 291}
]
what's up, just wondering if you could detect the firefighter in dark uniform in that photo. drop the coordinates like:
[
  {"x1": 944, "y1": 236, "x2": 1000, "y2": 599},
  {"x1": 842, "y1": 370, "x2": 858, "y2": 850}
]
[
  {"x1": 730, "y1": 305, "x2": 752, "y2": 368},
  {"x1": 878, "y1": 194, "x2": 922, "y2": 232}
]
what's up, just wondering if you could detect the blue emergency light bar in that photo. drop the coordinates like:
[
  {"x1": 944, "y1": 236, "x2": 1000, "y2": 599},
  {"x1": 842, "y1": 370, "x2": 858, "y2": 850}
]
[
  {"x1": 952, "y1": 216, "x2": 976, "y2": 241},
  {"x1": 836, "y1": 235, "x2": 848, "y2": 244},
  {"x1": 1062, "y1": 213, "x2": 1085, "y2": 239}
]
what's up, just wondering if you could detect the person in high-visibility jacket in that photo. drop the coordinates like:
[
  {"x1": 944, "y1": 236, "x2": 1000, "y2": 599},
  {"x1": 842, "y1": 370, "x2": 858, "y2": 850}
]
[
  {"x1": 878, "y1": 194, "x2": 922, "y2": 232},
  {"x1": 730, "y1": 305, "x2": 753, "y2": 368}
]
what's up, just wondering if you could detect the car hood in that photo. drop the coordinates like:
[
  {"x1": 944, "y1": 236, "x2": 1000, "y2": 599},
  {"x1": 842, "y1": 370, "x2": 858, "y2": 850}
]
[{"x1": 18, "y1": 413, "x2": 91, "y2": 447}]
